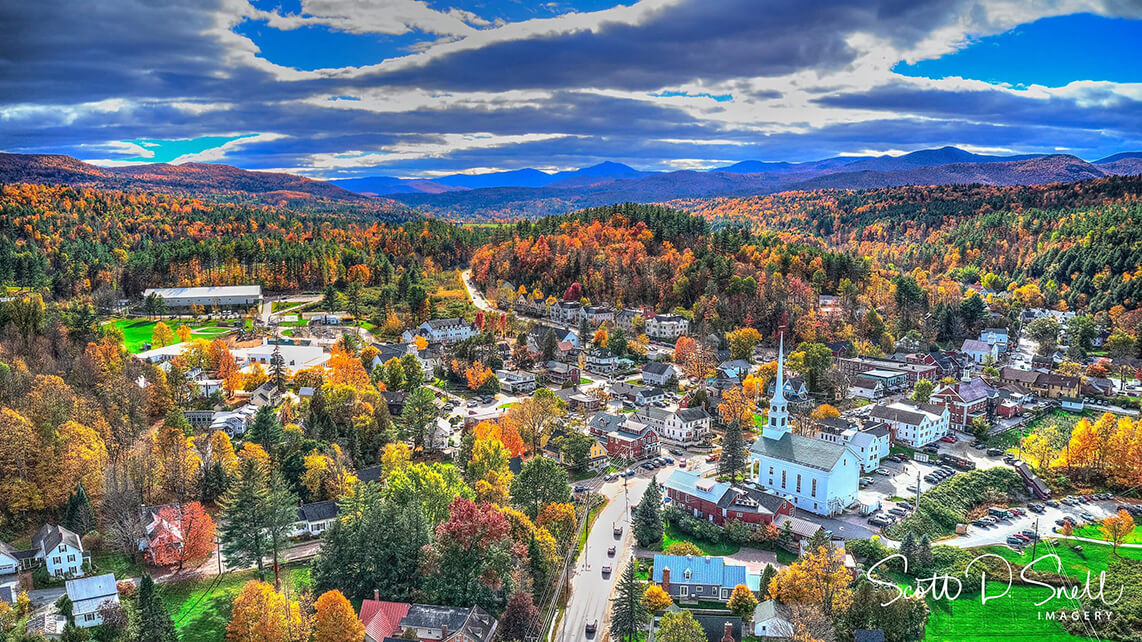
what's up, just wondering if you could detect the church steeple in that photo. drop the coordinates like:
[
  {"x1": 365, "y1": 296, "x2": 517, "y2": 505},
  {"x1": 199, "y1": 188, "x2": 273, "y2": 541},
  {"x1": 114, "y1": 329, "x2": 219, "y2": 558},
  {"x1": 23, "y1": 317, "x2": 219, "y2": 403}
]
[{"x1": 762, "y1": 329, "x2": 790, "y2": 441}]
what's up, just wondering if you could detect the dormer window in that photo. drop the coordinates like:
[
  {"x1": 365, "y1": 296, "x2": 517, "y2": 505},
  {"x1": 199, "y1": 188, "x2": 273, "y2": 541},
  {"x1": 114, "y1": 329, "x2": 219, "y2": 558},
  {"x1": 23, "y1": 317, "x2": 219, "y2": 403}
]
[{"x1": 683, "y1": 569, "x2": 692, "y2": 580}]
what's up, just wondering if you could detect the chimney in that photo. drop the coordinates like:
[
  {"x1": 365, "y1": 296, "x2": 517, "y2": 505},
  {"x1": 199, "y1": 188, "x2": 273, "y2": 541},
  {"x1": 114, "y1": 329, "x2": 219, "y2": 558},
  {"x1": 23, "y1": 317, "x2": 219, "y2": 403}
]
[
  {"x1": 373, "y1": 589, "x2": 379, "y2": 601},
  {"x1": 721, "y1": 622, "x2": 735, "y2": 642},
  {"x1": 441, "y1": 625, "x2": 449, "y2": 639},
  {"x1": 661, "y1": 567, "x2": 670, "y2": 593}
]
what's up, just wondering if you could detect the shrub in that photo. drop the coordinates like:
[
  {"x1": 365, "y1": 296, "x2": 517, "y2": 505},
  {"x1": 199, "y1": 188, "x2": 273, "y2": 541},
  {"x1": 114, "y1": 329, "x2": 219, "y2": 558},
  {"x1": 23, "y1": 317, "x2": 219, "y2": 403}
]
[
  {"x1": 886, "y1": 467, "x2": 1024, "y2": 539},
  {"x1": 664, "y1": 541, "x2": 704, "y2": 556}
]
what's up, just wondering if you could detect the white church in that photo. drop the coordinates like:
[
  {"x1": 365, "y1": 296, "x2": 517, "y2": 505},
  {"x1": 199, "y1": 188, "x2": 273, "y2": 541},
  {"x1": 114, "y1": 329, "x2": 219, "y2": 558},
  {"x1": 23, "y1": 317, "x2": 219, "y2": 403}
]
[{"x1": 748, "y1": 332, "x2": 860, "y2": 516}]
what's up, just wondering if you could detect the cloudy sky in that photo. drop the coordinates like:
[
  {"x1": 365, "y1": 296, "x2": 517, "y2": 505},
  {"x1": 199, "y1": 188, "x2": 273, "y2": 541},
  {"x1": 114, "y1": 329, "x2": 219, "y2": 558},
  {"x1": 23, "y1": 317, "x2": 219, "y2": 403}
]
[{"x1": 2, "y1": 0, "x2": 1141, "y2": 178}]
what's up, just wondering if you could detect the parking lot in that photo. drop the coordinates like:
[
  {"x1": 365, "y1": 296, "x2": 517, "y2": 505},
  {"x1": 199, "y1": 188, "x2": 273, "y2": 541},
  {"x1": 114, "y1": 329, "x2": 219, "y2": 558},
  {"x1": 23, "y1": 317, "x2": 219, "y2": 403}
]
[{"x1": 949, "y1": 497, "x2": 1131, "y2": 548}]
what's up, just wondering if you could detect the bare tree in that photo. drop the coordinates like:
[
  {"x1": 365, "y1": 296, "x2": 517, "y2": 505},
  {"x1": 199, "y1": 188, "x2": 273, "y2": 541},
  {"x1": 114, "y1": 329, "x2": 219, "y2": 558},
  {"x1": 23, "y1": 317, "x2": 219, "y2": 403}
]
[{"x1": 101, "y1": 475, "x2": 147, "y2": 561}]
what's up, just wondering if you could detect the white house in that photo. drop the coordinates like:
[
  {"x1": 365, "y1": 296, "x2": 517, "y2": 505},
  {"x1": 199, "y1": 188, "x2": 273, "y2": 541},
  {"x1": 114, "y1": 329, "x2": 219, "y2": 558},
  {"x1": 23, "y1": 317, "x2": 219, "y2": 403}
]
[
  {"x1": 549, "y1": 300, "x2": 582, "y2": 324},
  {"x1": 141, "y1": 285, "x2": 263, "y2": 310},
  {"x1": 981, "y1": 327, "x2": 1010, "y2": 353},
  {"x1": 496, "y1": 369, "x2": 537, "y2": 394},
  {"x1": 960, "y1": 338, "x2": 997, "y2": 365},
  {"x1": 642, "y1": 361, "x2": 676, "y2": 387},
  {"x1": 585, "y1": 349, "x2": 619, "y2": 374},
  {"x1": 411, "y1": 318, "x2": 478, "y2": 344},
  {"x1": 635, "y1": 406, "x2": 711, "y2": 446},
  {"x1": 847, "y1": 375, "x2": 884, "y2": 400},
  {"x1": 209, "y1": 404, "x2": 258, "y2": 437},
  {"x1": 645, "y1": 314, "x2": 690, "y2": 340},
  {"x1": 133, "y1": 343, "x2": 189, "y2": 364},
  {"x1": 293, "y1": 501, "x2": 338, "y2": 537},
  {"x1": 869, "y1": 401, "x2": 950, "y2": 447},
  {"x1": 32, "y1": 525, "x2": 85, "y2": 578},
  {"x1": 749, "y1": 333, "x2": 860, "y2": 516},
  {"x1": 752, "y1": 601, "x2": 793, "y2": 639},
  {"x1": 0, "y1": 541, "x2": 21, "y2": 577},
  {"x1": 65, "y1": 574, "x2": 120, "y2": 628}
]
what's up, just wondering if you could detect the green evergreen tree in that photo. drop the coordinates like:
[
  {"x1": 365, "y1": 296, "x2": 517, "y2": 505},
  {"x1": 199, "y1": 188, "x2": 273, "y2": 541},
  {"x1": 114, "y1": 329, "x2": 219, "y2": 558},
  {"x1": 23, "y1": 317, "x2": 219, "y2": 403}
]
[
  {"x1": 758, "y1": 563, "x2": 777, "y2": 599},
  {"x1": 265, "y1": 471, "x2": 300, "y2": 587},
  {"x1": 900, "y1": 531, "x2": 917, "y2": 564},
  {"x1": 63, "y1": 482, "x2": 96, "y2": 536},
  {"x1": 718, "y1": 420, "x2": 748, "y2": 483},
  {"x1": 133, "y1": 575, "x2": 178, "y2": 642},
  {"x1": 540, "y1": 329, "x2": 558, "y2": 362},
  {"x1": 527, "y1": 533, "x2": 550, "y2": 601},
  {"x1": 247, "y1": 406, "x2": 283, "y2": 456},
  {"x1": 269, "y1": 345, "x2": 287, "y2": 392},
  {"x1": 633, "y1": 476, "x2": 663, "y2": 547},
  {"x1": 218, "y1": 458, "x2": 272, "y2": 580},
  {"x1": 610, "y1": 561, "x2": 648, "y2": 642}
]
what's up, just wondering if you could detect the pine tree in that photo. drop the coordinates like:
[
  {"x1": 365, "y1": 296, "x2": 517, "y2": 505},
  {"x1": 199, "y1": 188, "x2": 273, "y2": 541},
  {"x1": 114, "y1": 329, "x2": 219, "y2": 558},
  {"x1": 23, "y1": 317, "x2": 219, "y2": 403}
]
[
  {"x1": 718, "y1": 420, "x2": 748, "y2": 483},
  {"x1": 900, "y1": 531, "x2": 917, "y2": 565},
  {"x1": 758, "y1": 563, "x2": 777, "y2": 599},
  {"x1": 247, "y1": 406, "x2": 283, "y2": 456},
  {"x1": 63, "y1": 482, "x2": 95, "y2": 536},
  {"x1": 633, "y1": 476, "x2": 663, "y2": 547},
  {"x1": 610, "y1": 561, "x2": 648, "y2": 642},
  {"x1": 266, "y1": 471, "x2": 300, "y2": 587},
  {"x1": 527, "y1": 533, "x2": 550, "y2": 601},
  {"x1": 219, "y1": 458, "x2": 272, "y2": 581},
  {"x1": 915, "y1": 534, "x2": 934, "y2": 570},
  {"x1": 270, "y1": 346, "x2": 287, "y2": 392},
  {"x1": 134, "y1": 575, "x2": 178, "y2": 642},
  {"x1": 541, "y1": 329, "x2": 558, "y2": 362}
]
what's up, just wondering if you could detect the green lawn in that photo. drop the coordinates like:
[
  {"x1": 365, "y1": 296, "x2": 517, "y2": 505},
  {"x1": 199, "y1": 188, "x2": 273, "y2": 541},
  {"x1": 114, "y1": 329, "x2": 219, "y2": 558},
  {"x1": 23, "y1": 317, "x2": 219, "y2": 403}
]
[
  {"x1": 577, "y1": 499, "x2": 610, "y2": 558},
  {"x1": 1072, "y1": 523, "x2": 1142, "y2": 545},
  {"x1": 659, "y1": 523, "x2": 740, "y2": 557},
  {"x1": 161, "y1": 564, "x2": 310, "y2": 640},
  {"x1": 925, "y1": 583, "x2": 1086, "y2": 641},
  {"x1": 105, "y1": 319, "x2": 232, "y2": 353},
  {"x1": 90, "y1": 552, "x2": 143, "y2": 580},
  {"x1": 579, "y1": 377, "x2": 594, "y2": 385}
]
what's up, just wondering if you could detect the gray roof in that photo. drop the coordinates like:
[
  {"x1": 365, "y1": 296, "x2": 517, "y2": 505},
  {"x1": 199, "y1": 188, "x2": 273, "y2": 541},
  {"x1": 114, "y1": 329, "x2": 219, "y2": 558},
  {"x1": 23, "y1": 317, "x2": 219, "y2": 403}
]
[
  {"x1": 66, "y1": 573, "x2": 118, "y2": 614},
  {"x1": 749, "y1": 432, "x2": 851, "y2": 471},
  {"x1": 643, "y1": 361, "x2": 673, "y2": 376},
  {"x1": 33, "y1": 524, "x2": 82, "y2": 555},
  {"x1": 425, "y1": 317, "x2": 466, "y2": 329},
  {"x1": 677, "y1": 407, "x2": 710, "y2": 422},
  {"x1": 752, "y1": 600, "x2": 785, "y2": 623},
  {"x1": 297, "y1": 500, "x2": 338, "y2": 523},
  {"x1": 589, "y1": 412, "x2": 627, "y2": 434},
  {"x1": 400, "y1": 605, "x2": 497, "y2": 642}
]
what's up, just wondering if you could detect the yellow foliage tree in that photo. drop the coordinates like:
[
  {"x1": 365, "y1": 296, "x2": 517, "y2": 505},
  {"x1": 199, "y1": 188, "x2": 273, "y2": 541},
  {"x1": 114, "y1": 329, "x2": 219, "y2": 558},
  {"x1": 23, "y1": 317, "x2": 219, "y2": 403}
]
[
  {"x1": 152, "y1": 321, "x2": 175, "y2": 348},
  {"x1": 1100, "y1": 509, "x2": 1136, "y2": 555},
  {"x1": 313, "y1": 589, "x2": 364, "y2": 642},
  {"x1": 226, "y1": 580, "x2": 311, "y2": 642},
  {"x1": 643, "y1": 584, "x2": 673, "y2": 613},
  {"x1": 767, "y1": 545, "x2": 853, "y2": 617}
]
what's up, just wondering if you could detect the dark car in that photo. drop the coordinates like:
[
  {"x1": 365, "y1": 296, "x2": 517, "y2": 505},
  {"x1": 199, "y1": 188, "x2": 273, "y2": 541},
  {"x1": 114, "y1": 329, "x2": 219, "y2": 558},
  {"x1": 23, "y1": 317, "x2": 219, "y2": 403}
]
[
  {"x1": 1006, "y1": 536, "x2": 1025, "y2": 547},
  {"x1": 586, "y1": 620, "x2": 598, "y2": 634},
  {"x1": 608, "y1": 546, "x2": 616, "y2": 556},
  {"x1": 574, "y1": 485, "x2": 589, "y2": 493},
  {"x1": 986, "y1": 448, "x2": 1004, "y2": 456}
]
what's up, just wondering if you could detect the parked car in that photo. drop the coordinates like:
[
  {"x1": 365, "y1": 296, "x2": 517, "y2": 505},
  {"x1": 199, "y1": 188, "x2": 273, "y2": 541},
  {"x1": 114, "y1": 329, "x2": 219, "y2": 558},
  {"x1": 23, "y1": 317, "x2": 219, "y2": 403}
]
[
  {"x1": 898, "y1": 501, "x2": 914, "y2": 510},
  {"x1": 923, "y1": 445, "x2": 939, "y2": 454},
  {"x1": 987, "y1": 447, "x2": 1004, "y2": 456},
  {"x1": 1021, "y1": 530, "x2": 1039, "y2": 540},
  {"x1": 876, "y1": 468, "x2": 892, "y2": 476},
  {"x1": 1028, "y1": 503, "x2": 1045, "y2": 513},
  {"x1": 940, "y1": 436, "x2": 956, "y2": 443},
  {"x1": 574, "y1": 485, "x2": 589, "y2": 493},
  {"x1": 1006, "y1": 536, "x2": 1025, "y2": 547},
  {"x1": 1045, "y1": 499, "x2": 1060, "y2": 508},
  {"x1": 1079, "y1": 511, "x2": 1096, "y2": 522},
  {"x1": 1009, "y1": 507, "x2": 1026, "y2": 517}
]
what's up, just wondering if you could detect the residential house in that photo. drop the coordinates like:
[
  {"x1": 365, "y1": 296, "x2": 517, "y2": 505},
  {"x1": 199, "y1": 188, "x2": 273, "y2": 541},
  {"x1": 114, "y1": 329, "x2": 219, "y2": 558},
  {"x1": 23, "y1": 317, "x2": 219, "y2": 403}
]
[
  {"x1": 907, "y1": 351, "x2": 965, "y2": 381},
  {"x1": 815, "y1": 417, "x2": 891, "y2": 473},
  {"x1": 582, "y1": 304, "x2": 615, "y2": 326},
  {"x1": 931, "y1": 378, "x2": 996, "y2": 428},
  {"x1": 382, "y1": 390, "x2": 407, "y2": 416},
  {"x1": 585, "y1": 348, "x2": 619, "y2": 374},
  {"x1": 209, "y1": 404, "x2": 258, "y2": 437},
  {"x1": 496, "y1": 369, "x2": 537, "y2": 394},
  {"x1": 981, "y1": 327, "x2": 1010, "y2": 353},
  {"x1": 549, "y1": 300, "x2": 583, "y2": 324},
  {"x1": 752, "y1": 601, "x2": 793, "y2": 640},
  {"x1": 818, "y1": 294, "x2": 844, "y2": 317},
  {"x1": 636, "y1": 387, "x2": 668, "y2": 406},
  {"x1": 0, "y1": 542, "x2": 22, "y2": 578},
  {"x1": 358, "y1": 600, "x2": 498, "y2": 642},
  {"x1": 825, "y1": 341, "x2": 855, "y2": 358},
  {"x1": 540, "y1": 361, "x2": 580, "y2": 386},
  {"x1": 718, "y1": 359, "x2": 753, "y2": 382},
  {"x1": 960, "y1": 338, "x2": 997, "y2": 365},
  {"x1": 249, "y1": 381, "x2": 282, "y2": 408},
  {"x1": 66, "y1": 574, "x2": 119, "y2": 628},
  {"x1": 294, "y1": 500, "x2": 338, "y2": 537},
  {"x1": 869, "y1": 401, "x2": 950, "y2": 447},
  {"x1": 653, "y1": 554, "x2": 754, "y2": 602},
  {"x1": 1037, "y1": 373, "x2": 1082, "y2": 399},
  {"x1": 588, "y1": 412, "x2": 659, "y2": 460},
  {"x1": 542, "y1": 429, "x2": 609, "y2": 470},
  {"x1": 768, "y1": 375, "x2": 809, "y2": 401},
  {"x1": 33, "y1": 524, "x2": 85, "y2": 578},
  {"x1": 646, "y1": 314, "x2": 690, "y2": 340},
  {"x1": 525, "y1": 325, "x2": 579, "y2": 354},
  {"x1": 140, "y1": 505, "x2": 183, "y2": 565},
  {"x1": 662, "y1": 470, "x2": 793, "y2": 527},
  {"x1": 635, "y1": 406, "x2": 711, "y2": 446},
  {"x1": 410, "y1": 318, "x2": 478, "y2": 345},
  {"x1": 554, "y1": 386, "x2": 602, "y2": 413},
  {"x1": 615, "y1": 308, "x2": 642, "y2": 333},
  {"x1": 847, "y1": 375, "x2": 884, "y2": 400},
  {"x1": 642, "y1": 361, "x2": 677, "y2": 387}
]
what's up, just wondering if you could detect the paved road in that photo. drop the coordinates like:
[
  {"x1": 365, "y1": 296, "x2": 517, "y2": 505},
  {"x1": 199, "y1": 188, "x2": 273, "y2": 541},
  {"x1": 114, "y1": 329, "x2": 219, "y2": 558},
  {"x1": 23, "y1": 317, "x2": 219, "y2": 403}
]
[
  {"x1": 557, "y1": 473, "x2": 650, "y2": 642},
  {"x1": 461, "y1": 269, "x2": 494, "y2": 313}
]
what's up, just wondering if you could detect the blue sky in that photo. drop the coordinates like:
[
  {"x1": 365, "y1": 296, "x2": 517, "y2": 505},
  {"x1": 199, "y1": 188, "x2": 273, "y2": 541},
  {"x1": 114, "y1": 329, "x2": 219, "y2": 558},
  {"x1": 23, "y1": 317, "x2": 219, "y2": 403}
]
[{"x1": 2, "y1": 1, "x2": 1141, "y2": 178}]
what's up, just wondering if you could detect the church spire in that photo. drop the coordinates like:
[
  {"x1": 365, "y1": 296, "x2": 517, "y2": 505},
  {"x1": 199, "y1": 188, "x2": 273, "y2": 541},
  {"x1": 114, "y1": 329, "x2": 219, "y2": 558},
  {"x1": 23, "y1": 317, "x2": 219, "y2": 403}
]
[{"x1": 763, "y1": 329, "x2": 790, "y2": 441}]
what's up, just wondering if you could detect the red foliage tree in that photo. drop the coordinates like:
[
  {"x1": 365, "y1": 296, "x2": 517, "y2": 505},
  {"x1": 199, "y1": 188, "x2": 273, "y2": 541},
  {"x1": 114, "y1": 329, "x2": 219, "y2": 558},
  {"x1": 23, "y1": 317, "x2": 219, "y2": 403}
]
[
  {"x1": 562, "y1": 282, "x2": 582, "y2": 301},
  {"x1": 151, "y1": 501, "x2": 217, "y2": 571}
]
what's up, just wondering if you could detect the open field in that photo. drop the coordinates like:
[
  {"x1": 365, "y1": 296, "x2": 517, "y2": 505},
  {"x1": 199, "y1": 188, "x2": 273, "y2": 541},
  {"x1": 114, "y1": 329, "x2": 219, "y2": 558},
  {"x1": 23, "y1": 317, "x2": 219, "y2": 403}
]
[
  {"x1": 161, "y1": 564, "x2": 310, "y2": 640},
  {"x1": 1072, "y1": 523, "x2": 1142, "y2": 544},
  {"x1": 105, "y1": 319, "x2": 234, "y2": 353}
]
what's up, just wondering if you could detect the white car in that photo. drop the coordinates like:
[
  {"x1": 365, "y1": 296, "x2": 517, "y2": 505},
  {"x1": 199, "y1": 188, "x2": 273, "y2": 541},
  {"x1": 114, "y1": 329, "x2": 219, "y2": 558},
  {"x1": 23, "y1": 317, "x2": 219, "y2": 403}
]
[{"x1": 876, "y1": 468, "x2": 892, "y2": 476}]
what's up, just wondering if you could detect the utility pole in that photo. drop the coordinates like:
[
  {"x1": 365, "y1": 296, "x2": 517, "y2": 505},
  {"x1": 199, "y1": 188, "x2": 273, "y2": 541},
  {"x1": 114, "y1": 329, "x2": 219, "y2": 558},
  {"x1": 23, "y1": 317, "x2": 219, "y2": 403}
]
[
  {"x1": 1031, "y1": 518, "x2": 1040, "y2": 560},
  {"x1": 915, "y1": 465, "x2": 922, "y2": 508}
]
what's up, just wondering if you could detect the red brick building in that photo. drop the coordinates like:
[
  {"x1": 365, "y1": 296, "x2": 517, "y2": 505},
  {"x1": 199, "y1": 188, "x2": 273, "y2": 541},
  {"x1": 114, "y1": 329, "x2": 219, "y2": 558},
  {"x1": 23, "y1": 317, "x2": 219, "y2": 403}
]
[
  {"x1": 588, "y1": 412, "x2": 659, "y2": 460},
  {"x1": 662, "y1": 470, "x2": 793, "y2": 526}
]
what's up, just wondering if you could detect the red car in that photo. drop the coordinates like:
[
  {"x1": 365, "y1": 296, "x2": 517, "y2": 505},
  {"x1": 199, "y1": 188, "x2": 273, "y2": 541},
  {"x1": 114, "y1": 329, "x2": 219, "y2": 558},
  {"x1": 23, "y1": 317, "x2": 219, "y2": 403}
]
[
  {"x1": 940, "y1": 436, "x2": 956, "y2": 443},
  {"x1": 706, "y1": 454, "x2": 720, "y2": 462}
]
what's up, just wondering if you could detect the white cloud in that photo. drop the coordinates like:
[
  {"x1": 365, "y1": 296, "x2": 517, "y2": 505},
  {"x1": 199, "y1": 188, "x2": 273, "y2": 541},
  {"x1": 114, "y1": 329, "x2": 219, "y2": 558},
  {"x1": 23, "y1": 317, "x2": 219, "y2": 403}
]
[
  {"x1": 169, "y1": 133, "x2": 288, "y2": 164},
  {"x1": 302, "y1": 132, "x2": 577, "y2": 169}
]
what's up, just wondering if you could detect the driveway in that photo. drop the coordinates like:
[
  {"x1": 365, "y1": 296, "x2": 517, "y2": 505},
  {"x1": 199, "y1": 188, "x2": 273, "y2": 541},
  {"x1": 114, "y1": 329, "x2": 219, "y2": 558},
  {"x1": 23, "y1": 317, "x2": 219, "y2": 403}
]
[{"x1": 460, "y1": 269, "x2": 494, "y2": 313}]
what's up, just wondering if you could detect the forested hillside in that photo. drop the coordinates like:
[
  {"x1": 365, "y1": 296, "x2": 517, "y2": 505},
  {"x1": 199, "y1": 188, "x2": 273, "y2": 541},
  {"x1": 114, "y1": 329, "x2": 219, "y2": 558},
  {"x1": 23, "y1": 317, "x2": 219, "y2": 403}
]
[{"x1": 0, "y1": 184, "x2": 479, "y2": 300}]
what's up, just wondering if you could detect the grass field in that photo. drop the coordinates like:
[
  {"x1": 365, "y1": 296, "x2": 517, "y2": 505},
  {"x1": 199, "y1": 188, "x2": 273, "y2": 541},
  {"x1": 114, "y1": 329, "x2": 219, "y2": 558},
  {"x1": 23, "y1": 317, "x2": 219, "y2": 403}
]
[
  {"x1": 105, "y1": 319, "x2": 233, "y2": 353},
  {"x1": 922, "y1": 540, "x2": 1141, "y2": 641},
  {"x1": 1072, "y1": 523, "x2": 1142, "y2": 544},
  {"x1": 161, "y1": 564, "x2": 310, "y2": 640}
]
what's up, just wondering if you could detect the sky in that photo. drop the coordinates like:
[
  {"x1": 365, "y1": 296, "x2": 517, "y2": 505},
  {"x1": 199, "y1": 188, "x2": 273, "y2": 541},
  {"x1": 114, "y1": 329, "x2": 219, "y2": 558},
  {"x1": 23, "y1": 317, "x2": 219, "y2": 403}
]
[{"x1": 1, "y1": 0, "x2": 1141, "y2": 179}]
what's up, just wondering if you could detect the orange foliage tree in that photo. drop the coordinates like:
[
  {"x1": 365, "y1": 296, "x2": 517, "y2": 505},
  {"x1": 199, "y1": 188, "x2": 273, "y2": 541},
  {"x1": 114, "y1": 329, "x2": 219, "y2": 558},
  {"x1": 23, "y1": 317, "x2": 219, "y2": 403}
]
[
  {"x1": 152, "y1": 501, "x2": 216, "y2": 571},
  {"x1": 313, "y1": 589, "x2": 364, "y2": 642}
]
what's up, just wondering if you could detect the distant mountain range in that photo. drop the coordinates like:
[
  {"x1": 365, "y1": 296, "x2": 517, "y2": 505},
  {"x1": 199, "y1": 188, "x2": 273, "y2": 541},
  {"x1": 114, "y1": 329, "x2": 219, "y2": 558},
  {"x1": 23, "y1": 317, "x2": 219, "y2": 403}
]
[{"x1": 0, "y1": 147, "x2": 1140, "y2": 219}]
